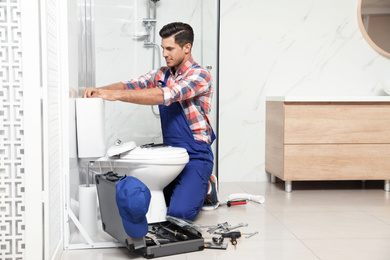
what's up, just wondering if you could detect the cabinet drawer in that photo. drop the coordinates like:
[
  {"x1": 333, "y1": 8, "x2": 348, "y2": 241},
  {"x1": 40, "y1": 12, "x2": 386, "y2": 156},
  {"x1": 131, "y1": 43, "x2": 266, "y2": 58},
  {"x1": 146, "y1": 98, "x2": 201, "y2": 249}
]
[
  {"x1": 284, "y1": 102, "x2": 390, "y2": 144},
  {"x1": 284, "y1": 144, "x2": 390, "y2": 180}
]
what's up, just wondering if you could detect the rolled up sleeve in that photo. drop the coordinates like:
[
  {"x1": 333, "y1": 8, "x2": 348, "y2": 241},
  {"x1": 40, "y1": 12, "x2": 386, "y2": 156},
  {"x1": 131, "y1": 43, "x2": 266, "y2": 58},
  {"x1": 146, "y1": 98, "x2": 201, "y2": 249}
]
[{"x1": 123, "y1": 70, "x2": 158, "y2": 90}]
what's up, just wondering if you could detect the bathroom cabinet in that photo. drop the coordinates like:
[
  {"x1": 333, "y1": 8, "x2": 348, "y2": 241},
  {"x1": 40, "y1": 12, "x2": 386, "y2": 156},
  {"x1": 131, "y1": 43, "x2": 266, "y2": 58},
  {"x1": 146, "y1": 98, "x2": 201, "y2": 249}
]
[{"x1": 265, "y1": 96, "x2": 390, "y2": 192}]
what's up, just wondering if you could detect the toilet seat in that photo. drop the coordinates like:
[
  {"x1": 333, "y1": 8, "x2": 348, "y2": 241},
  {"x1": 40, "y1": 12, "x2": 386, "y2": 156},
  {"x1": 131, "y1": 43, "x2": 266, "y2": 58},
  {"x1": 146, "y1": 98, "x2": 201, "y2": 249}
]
[
  {"x1": 105, "y1": 141, "x2": 189, "y2": 165},
  {"x1": 120, "y1": 145, "x2": 189, "y2": 164}
]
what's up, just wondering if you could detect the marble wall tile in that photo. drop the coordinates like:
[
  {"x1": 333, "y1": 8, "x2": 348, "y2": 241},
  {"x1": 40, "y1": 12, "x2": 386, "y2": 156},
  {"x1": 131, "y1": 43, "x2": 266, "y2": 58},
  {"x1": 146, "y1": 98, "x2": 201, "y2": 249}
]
[{"x1": 219, "y1": 0, "x2": 390, "y2": 181}]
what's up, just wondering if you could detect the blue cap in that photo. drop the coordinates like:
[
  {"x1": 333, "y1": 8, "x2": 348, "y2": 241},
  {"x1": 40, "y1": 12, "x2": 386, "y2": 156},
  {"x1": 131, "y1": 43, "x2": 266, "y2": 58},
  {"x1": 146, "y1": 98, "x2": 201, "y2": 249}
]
[{"x1": 115, "y1": 176, "x2": 151, "y2": 239}]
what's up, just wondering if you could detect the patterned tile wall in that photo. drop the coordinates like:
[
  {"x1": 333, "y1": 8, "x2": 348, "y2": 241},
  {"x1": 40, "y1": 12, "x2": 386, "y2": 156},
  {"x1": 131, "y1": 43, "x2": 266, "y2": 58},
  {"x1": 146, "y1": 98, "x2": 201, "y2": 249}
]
[{"x1": 0, "y1": 0, "x2": 25, "y2": 259}]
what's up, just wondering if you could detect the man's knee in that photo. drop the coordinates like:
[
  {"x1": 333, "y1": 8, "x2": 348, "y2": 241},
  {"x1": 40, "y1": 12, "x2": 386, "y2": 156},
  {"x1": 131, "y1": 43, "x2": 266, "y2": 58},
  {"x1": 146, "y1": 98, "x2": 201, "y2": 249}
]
[{"x1": 167, "y1": 204, "x2": 201, "y2": 221}]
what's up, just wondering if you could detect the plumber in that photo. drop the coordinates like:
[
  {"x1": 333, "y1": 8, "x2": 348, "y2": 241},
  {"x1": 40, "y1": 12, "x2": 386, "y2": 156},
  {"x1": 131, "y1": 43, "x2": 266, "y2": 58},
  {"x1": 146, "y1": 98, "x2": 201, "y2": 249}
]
[{"x1": 82, "y1": 22, "x2": 218, "y2": 220}]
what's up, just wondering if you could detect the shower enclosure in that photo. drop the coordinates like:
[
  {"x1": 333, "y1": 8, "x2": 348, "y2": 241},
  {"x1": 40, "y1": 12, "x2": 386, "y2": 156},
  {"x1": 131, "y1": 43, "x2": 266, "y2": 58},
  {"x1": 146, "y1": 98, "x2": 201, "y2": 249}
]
[{"x1": 65, "y1": 0, "x2": 219, "y2": 249}]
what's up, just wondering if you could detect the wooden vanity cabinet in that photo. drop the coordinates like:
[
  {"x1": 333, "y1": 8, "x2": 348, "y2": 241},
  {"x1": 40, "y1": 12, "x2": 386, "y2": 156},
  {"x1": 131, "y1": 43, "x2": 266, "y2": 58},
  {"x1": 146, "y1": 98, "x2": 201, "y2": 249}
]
[{"x1": 265, "y1": 100, "x2": 390, "y2": 192}]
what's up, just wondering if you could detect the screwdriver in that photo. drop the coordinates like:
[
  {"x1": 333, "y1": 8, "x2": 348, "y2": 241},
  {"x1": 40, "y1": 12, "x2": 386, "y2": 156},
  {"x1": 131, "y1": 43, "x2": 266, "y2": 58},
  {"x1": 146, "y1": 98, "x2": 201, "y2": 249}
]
[
  {"x1": 220, "y1": 200, "x2": 247, "y2": 207},
  {"x1": 218, "y1": 231, "x2": 241, "y2": 248},
  {"x1": 160, "y1": 225, "x2": 189, "y2": 241}
]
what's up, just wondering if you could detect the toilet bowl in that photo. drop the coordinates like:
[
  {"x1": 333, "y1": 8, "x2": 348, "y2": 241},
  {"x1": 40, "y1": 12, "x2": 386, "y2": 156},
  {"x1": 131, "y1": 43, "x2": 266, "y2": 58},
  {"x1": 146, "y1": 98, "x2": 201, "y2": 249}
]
[
  {"x1": 95, "y1": 142, "x2": 189, "y2": 223},
  {"x1": 75, "y1": 98, "x2": 189, "y2": 224}
]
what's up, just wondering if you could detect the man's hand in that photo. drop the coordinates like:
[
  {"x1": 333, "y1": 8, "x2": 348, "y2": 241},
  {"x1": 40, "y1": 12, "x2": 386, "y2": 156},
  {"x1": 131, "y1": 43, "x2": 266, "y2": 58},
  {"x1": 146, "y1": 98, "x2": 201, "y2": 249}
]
[
  {"x1": 82, "y1": 87, "x2": 99, "y2": 98},
  {"x1": 82, "y1": 87, "x2": 119, "y2": 101},
  {"x1": 82, "y1": 83, "x2": 125, "y2": 99}
]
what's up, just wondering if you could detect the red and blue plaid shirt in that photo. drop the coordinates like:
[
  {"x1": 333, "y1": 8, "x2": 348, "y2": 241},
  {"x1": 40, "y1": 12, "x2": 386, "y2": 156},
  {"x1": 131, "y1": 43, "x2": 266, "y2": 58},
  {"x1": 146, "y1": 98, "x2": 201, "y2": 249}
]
[{"x1": 123, "y1": 56, "x2": 214, "y2": 143}]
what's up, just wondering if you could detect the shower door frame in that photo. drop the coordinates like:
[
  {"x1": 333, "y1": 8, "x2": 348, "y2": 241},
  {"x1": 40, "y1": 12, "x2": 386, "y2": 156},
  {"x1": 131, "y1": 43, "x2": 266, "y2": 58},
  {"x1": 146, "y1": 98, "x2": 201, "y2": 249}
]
[{"x1": 63, "y1": 0, "x2": 124, "y2": 250}]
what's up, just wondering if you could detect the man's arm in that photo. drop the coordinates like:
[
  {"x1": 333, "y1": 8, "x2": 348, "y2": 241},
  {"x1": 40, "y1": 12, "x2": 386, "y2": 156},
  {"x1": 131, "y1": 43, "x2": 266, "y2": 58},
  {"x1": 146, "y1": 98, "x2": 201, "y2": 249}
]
[
  {"x1": 82, "y1": 82, "x2": 125, "y2": 98},
  {"x1": 82, "y1": 83, "x2": 164, "y2": 105}
]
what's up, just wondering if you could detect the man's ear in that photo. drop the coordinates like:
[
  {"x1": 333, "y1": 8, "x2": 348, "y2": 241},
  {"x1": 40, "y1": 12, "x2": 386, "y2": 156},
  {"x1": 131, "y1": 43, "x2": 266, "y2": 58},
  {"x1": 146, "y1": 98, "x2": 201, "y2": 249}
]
[{"x1": 183, "y1": 43, "x2": 191, "y2": 54}]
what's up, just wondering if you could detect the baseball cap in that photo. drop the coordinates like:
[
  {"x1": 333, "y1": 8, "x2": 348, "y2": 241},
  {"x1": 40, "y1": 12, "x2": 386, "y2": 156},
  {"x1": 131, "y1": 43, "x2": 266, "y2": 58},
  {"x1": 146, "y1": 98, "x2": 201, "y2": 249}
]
[{"x1": 115, "y1": 176, "x2": 151, "y2": 239}]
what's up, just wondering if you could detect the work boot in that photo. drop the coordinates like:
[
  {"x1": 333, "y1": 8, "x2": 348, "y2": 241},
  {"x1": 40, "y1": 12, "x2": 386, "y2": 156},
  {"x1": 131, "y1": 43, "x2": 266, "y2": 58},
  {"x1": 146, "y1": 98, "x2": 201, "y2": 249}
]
[{"x1": 202, "y1": 174, "x2": 219, "y2": 211}]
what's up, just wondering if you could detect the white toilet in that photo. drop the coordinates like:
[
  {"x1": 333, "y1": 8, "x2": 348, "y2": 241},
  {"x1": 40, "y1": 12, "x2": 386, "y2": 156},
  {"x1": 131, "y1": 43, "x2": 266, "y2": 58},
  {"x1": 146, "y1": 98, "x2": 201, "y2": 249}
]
[{"x1": 75, "y1": 98, "x2": 189, "y2": 224}]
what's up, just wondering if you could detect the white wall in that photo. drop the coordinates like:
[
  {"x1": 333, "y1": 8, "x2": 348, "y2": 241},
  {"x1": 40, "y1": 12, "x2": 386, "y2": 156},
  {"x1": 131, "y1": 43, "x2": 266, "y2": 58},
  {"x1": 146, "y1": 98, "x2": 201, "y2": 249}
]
[{"x1": 218, "y1": 0, "x2": 390, "y2": 182}]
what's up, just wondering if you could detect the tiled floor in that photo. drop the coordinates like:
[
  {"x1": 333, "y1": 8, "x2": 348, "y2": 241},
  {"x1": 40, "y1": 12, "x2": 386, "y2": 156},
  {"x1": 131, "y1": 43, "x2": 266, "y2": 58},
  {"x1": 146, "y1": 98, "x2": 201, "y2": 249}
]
[{"x1": 60, "y1": 180, "x2": 390, "y2": 260}]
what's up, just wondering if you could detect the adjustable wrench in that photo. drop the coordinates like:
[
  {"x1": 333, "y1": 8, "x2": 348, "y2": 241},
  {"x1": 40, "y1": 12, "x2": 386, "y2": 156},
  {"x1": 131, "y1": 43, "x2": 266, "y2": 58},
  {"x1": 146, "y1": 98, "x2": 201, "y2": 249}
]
[{"x1": 226, "y1": 223, "x2": 248, "y2": 231}]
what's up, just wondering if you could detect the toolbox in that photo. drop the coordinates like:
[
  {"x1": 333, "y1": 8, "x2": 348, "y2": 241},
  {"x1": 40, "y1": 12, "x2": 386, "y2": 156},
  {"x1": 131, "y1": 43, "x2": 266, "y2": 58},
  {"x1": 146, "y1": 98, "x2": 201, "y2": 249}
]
[{"x1": 95, "y1": 172, "x2": 204, "y2": 259}]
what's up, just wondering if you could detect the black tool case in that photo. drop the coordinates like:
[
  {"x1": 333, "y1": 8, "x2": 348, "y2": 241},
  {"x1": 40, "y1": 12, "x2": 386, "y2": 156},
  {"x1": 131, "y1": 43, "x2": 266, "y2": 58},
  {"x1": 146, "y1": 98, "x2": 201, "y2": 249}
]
[{"x1": 95, "y1": 173, "x2": 204, "y2": 259}]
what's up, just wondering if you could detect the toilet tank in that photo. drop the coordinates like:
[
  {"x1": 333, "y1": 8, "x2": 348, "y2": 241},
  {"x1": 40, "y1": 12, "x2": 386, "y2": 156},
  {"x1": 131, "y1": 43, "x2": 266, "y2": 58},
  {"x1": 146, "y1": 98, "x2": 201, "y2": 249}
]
[{"x1": 75, "y1": 98, "x2": 106, "y2": 158}]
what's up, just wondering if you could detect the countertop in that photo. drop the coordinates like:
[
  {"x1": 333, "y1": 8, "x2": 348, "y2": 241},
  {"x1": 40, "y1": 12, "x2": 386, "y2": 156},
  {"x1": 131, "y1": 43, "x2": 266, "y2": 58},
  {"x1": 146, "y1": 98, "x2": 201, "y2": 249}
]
[{"x1": 266, "y1": 96, "x2": 390, "y2": 102}]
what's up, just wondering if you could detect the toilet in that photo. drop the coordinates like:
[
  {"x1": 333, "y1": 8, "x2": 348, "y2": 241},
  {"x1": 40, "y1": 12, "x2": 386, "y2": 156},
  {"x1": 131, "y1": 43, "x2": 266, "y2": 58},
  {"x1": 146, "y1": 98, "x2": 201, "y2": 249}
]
[
  {"x1": 75, "y1": 98, "x2": 189, "y2": 223},
  {"x1": 95, "y1": 141, "x2": 189, "y2": 223}
]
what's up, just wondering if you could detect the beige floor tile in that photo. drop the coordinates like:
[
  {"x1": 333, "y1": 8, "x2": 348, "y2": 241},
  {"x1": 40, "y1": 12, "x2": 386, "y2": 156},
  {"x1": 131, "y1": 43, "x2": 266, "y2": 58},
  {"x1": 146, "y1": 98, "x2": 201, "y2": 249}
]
[
  {"x1": 272, "y1": 210, "x2": 390, "y2": 239},
  {"x1": 60, "y1": 248, "x2": 138, "y2": 260},
  {"x1": 196, "y1": 210, "x2": 297, "y2": 241},
  {"x1": 187, "y1": 240, "x2": 319, "y2": 260},
  {"x1": 60, "y1": 181, "x2": 390, "y2": 260},
  {"x1": 303, "y1": 238, "x2": 390, "y2": 260},
  {"x1": 363, "y1": 207, "x2": 390, "y2": 225}
]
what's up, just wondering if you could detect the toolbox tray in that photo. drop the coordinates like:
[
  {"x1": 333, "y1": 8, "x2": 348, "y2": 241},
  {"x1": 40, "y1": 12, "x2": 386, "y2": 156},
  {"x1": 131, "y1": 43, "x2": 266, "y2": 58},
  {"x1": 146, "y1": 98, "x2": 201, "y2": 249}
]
[{"x1": 95, "y1": 173, "x2": 204, "y2": 259}]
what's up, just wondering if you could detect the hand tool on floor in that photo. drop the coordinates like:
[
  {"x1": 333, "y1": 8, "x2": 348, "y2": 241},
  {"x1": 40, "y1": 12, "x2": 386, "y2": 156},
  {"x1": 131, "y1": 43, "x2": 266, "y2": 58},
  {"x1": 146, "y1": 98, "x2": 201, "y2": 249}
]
[
  {"x1": 216, "y1": 231, "x2": 242, "y2": 249},
  {"x1": 227, "y1": 222, "x2": 248, "y2": 231},
  {"x1": 206, "y1": 222, "x2": 229, "y2": 234},
  {"x1": 212, "y1": 236, "x2": 225, "y2": 245},
  {"x1": 219, "y1": 200, "x2": 247, "y2": 207},
  {"x1": 204, "y1": 242, "x2": 228, "y2": 250},
  {"x1": 204, "y1": 238, "x2": 228, "y2": 250},
  {"x1": 160, "y1": 225, "x2": 189, "y2": 241},
  {"x1": 226, "y1": 193, "x2": 265, "y2": 204},
  {"x1": 206, "y1": 222, "x2": 248, "y2": 234},
  {"x1": 244, "y1": 231, "x2": 259, "y2": 239}
]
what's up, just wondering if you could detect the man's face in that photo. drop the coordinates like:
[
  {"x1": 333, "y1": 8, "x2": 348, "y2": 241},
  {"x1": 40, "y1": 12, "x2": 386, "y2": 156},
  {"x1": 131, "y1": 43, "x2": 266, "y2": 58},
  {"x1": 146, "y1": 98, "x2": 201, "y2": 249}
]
[{"x1": 161, "y1": 36, "x2": 190, "y2": 71}]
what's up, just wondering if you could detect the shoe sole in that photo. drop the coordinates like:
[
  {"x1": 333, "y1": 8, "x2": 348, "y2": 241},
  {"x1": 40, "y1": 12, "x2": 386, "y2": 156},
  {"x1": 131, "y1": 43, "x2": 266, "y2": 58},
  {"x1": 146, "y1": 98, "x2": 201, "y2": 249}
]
[{"x1": 201, "y1": 202, "x2": 219, "y2": 211}]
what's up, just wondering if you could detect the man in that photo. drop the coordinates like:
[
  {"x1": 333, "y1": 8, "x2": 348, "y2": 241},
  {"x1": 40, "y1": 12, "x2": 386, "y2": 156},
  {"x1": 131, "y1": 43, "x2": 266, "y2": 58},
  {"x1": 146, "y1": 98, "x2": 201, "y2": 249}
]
[{"x1": 83, "y1": 22, "x2": 218, "y2": 220}]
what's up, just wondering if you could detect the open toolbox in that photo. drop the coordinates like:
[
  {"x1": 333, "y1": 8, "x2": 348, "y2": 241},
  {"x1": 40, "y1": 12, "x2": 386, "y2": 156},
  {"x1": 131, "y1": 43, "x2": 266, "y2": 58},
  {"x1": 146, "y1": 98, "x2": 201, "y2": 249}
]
[{"x1": 95, "y1": 172, "x2": 204, "y2": 259}]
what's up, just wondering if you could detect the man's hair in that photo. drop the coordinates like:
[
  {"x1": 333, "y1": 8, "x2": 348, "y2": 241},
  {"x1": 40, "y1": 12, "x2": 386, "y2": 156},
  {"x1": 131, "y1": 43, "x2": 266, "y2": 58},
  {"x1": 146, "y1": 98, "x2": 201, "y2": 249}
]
[{"x1": 159, "y1": 22, "x2": 194, "y2": 48}]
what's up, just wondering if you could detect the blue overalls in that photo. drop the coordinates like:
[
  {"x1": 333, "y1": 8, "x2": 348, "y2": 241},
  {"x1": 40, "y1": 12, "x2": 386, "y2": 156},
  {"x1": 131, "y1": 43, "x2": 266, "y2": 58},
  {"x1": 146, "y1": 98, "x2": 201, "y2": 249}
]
[{"x1": 159, "y1": 68, "x2": 215, "y2": 220}]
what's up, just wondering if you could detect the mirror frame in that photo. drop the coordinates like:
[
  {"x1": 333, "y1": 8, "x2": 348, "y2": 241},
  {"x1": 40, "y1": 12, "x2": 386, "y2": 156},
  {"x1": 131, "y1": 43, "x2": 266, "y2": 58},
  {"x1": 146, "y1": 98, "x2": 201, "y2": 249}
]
[{"x1": 357, "y1": 0, "x2": 390, "y2": 58}]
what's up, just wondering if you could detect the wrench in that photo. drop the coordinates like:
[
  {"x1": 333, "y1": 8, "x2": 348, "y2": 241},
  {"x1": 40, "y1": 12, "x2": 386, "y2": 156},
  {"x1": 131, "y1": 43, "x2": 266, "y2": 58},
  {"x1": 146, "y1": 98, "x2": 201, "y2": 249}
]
[
  {"x1": 227, "y1": 222, "x2": 248, "y2": 231},
  {"x1": 206, "y1": 222, "x2": 229, "y2": 234},
  {"x1": 243, "y1": 231, "x2": 259, "y2": 239}
]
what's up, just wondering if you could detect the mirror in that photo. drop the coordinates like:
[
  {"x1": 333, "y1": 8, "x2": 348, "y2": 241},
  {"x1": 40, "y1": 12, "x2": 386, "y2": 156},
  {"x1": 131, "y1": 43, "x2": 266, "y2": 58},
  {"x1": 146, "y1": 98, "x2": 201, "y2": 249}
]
[{"x1": 358, "y1": 0, "x2": 390, "y2": 58}]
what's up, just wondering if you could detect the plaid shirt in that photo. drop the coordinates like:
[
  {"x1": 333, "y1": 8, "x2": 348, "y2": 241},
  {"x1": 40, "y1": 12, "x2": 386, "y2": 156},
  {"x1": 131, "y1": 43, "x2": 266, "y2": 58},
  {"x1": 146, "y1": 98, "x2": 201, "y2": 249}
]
[{"x1": 123, "y1": 56, "x2": 214, "y2": 143}]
